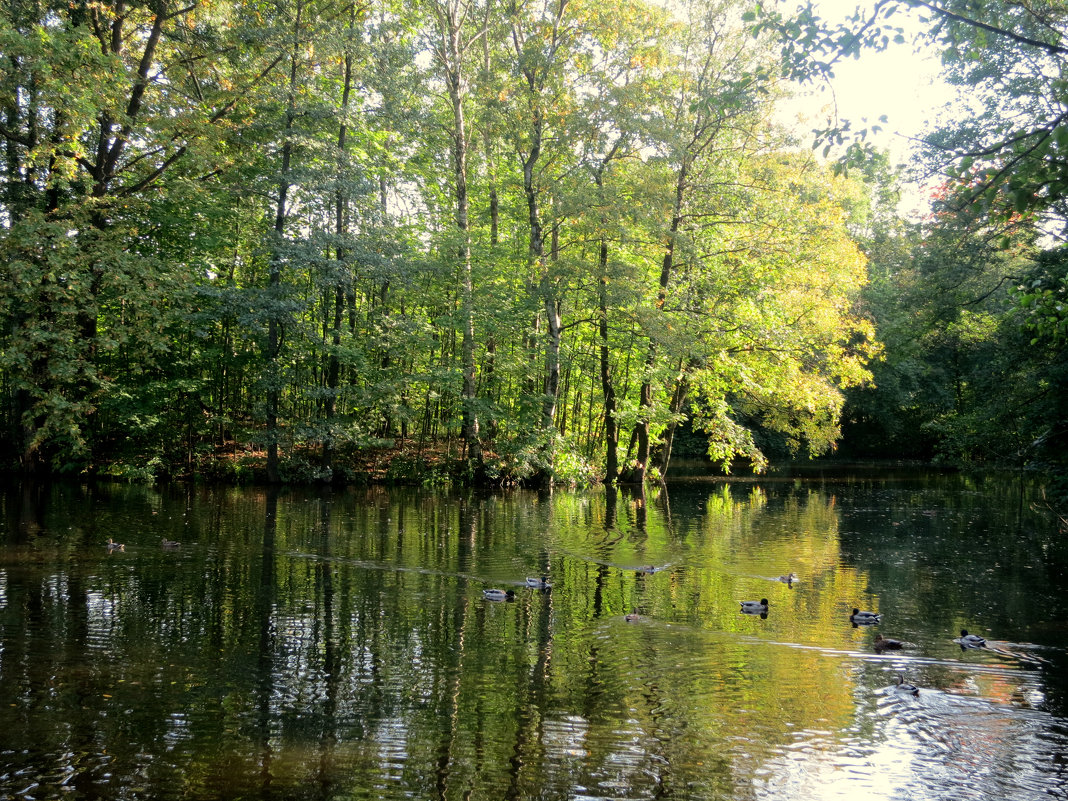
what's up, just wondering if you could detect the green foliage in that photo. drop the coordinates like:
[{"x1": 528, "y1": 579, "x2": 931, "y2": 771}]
[
  {"x1": 840, "y1": 169, "x2": 1067, "y2": 474},
  {"x1": 482, "y1": 426, "x2": 597, "y2": 487},
  {"x1": 755, "y1": 1, "x2": 1068, "y2": 233},
  {"x1": 0, "y1": 0, "x2": 879, "y2": 484},
  {"x1": 742, "y1": 1, "x2": 1068, "y2": 485},
  {"x1": 1012, "y1": 249, "x2": 1068, "y2": 347}
]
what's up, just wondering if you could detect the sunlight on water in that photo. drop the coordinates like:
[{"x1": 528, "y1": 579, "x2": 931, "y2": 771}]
[
  {"x1": 755, "y1": 688, "x2": 1068, "y2": 801},
  {"x1": 0, "y1": 471, "x2": 1066, "y2": 800}
]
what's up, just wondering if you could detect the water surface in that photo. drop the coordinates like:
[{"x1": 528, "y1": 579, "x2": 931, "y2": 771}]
[{"x1": 1, "y1": 468, "x2": 1066, "y2": 800}]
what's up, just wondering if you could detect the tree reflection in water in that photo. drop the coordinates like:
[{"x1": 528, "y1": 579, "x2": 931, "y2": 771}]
[{"x1": 0, "y1": 471, "x2": 1065, "y2": 800}]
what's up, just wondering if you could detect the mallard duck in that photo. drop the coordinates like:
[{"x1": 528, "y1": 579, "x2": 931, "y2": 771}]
[
  {"x1": 624, "y1": 612, "x2": 641, "y2": 622},
  {"x1": 959, "y1": 629, "x2": 987, "y2": 648},
  {"x1": 874, "y1": 634, "x2": 904, "y2": 651},
  {"x1": 740, "y1": 598, "x2": 769, "y2": 614},
  {"x1": 637, "y1": 565, "x2": 657, "y2": 574},
  {"x1": 525, "y1": 576, "x2": 552, "y2": 589},
  {"x1": 160, "y1": 538, "x2": 181, "y2": 550},
  {"x1": 895, "y1": 674, "x2": 920, "y2": 697},
  {"x1": 850, "y1": 608, "x2": 881, "y2": 624},
  {"x1": 106, "y1": 538, "x2": 125, "y2": 552},
  {"x1": 777, "y1": 572, "x2": 797, "y2": 584},
  {"x1": 482, "y1": 588, "x2": 515, "y2": 601}
]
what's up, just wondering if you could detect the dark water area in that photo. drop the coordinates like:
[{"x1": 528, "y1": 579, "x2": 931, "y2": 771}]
[{"x1": 1, "y1": 467, "x2": 1066, "y2": 800}]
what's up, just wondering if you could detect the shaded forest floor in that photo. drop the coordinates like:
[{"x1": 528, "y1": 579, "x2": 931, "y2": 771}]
[{"x1": 194, "y1": 438, "x2": 479, "y2": 487}]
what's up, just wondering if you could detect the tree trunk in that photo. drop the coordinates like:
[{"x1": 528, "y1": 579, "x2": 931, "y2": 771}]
[
  {"x1": 542, "y1": 218, "x2": 562, "y2": 430},
  {"x1": 633, "y1": 159, "x2": 688, "y2": 484},
  {"x1": 590, "y1": 147, "x2": 623, "y2": 484},
  {"x1": 509, "y1": 1, "x2": 570, "y2": 482},
  {"x1": 267, "y1": 1, "x2": 305, "y2": 484},
  {"x1": 658, "y1": 362, "x2": 690, "y2": 479},
  {"x1": 438, "y1": 0, "x2": 483, "y2": 471},
  {"x1": 323, "y1": 10, "x2": 356, "y2": 473},
  {"x1": 598, "y1": 236, "x2": 619, "y2": 484}
]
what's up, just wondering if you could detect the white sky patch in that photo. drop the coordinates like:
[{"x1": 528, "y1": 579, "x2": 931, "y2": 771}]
[{"x1": 775, "y1": 1, "x2": 961, "y2": 214}]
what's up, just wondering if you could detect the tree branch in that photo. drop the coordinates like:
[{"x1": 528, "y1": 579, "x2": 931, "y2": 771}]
[{"x1": 906, "y1": 0, "x2": 1068, "y2": 56}]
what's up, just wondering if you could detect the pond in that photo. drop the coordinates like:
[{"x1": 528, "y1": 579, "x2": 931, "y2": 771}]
[{"x1": 1, "y1": 466, "x2": 1066, "y2": 800}]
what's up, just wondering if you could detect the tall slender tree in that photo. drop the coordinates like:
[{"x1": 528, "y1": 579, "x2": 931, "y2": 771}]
[{"x1": 425, "y1": 0, "x2": 487, "y2": 473}]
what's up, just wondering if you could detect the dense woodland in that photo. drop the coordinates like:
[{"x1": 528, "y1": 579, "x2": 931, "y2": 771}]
[{"x1": 0, "y1": 0, "x2": 1065, "y2": 491}]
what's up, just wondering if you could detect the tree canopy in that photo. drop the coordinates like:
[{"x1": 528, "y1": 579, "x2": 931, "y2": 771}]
[
  {"x1": 2, "y1": 0, "x2": 1065, "y2": 493},
  {"x1": 751, "y1": 0, "x2": 1068, "y2": 490},
  {"x1": 0, "y1": 0, "x2": 884, "y2": 485}
]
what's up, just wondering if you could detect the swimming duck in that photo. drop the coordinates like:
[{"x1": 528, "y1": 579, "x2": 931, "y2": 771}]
[
  {"x1": 637, "y1": 565, "x2": 657, "y2": 574},
  {"x1": 874, "y1": 634, "x2": 904, "y2": 651},
  {"x1": 895, "y1": 674, "x2": 920, "y2": 697},
  {"x1": 482, "y1": 588, "x2": 515, "y2": 601},
  {"x1": 777, "y1": 573, "x2": 797, "y2": 585},
  {"x1": 850, "y1": 608, "x2": 881, "y2": 624},
  {"x1": 525, "y1": 576, "x2": 552, "y2": 589},
  {"x1": 624, "y1": 612, "x2": 641, "y2": 622},
  {"x1": 106, "y1": 538, "x2": 125, "y2": 552},
  {"x1": 959, "y1": 629, "x2": 987, "y2": 648},
  {"x1": 160, "y1": 538, "x2": 181, "y2": 550},
  {"x1": 740, "y1": 598, "x2": 769, "y2": 614}
]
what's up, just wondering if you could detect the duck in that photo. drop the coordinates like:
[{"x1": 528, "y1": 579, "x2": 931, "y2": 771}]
[
  {"x1": 959, "y1": 629, "x2": 987, "y2": 648},
  {"x1": 740, "y1": 598, "x2": 769, "y2": 614},
  {"x1": 895, "y1": 674, "x2": 920, "y2": 697},
  {"x1": 525, "y1": 576, "x2": 552, "y2": 589},
  {"x1": 637, "y1": 565, "x2": 657, "y2": 574},
  {"x1": 624, "y1": 612, "x2": 641, "y2": 622},
  {"x1": 850, "y1": 608, "x2": 881, "y2": 625},
  {"x1": 106, "y1": 538, "x2": 125, "y2": 552},
  {"x1": 482, "y1": 588, "x2": 515, "y2": 601},
  {"x1": 777, "y1": 572, "x2": 797, "y2": 585},
  {"x1": 160, "y1": 538, "x2": 181, "y2": 550},
  {"x1": 874, "y1": 634, "x2": 904, "y2": 651}
]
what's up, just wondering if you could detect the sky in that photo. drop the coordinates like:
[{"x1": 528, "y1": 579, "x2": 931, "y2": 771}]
[
  {"x1": 818, "y1": 42, "x2": 949, "y2": 161},
  {"x1": 777, "y1": 1, "x2": 958, "y2": 210}
]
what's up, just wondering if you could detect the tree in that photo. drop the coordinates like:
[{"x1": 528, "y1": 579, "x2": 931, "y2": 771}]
[
  {"x1": 626, "y1": 0, "x2": 777, "y2": 483},
  {"x1": 0, "y1": 0, "x2": 885, "y2": 484},
  {"x1": 0, "y1": 0, "x2": 285, "y2": 472},
  {"x1": 753, "y1": 0, "x2": 1068, "y2": 228},
  {"x1": 748, "y1": 1, "x2": 1068, "y2": 496},
  {"x1": 605, "y1": 0, "x2": 876, "y2": 480},
  {"x1": 841, "y1": 181, "x2": 1033, "y2": 460},
  {"x1": 423, "y1": 0, "x2": 487, "y2": 474},
  {"x1": 504, "y1": 0, "x2": 574, "y2": 443}
]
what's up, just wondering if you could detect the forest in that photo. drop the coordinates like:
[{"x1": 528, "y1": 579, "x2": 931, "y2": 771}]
[{"x1": 0, "y1": 0, "x2": 1065, "y2": 493}]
